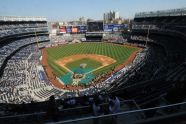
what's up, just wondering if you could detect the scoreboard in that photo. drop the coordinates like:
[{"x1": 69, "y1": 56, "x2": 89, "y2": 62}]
[{"x1": 87, "y1": 21, "x2": 103, "y2": 32}]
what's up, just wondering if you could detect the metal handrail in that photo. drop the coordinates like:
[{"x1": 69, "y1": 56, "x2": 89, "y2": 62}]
[
  {"x1": 0, "y1": 100, "x2": 135, "y2": 119},
  {"x1": 54, "y1": 101, "x2": 186, "y2": 124}
]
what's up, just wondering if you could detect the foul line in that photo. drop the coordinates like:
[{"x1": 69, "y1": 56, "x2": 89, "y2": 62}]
[{"x1": 55, "y1": 62, "x2": 74, "y2": 74}]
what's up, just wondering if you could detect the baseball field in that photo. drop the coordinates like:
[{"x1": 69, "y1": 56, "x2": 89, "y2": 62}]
[{"x1": 43, "y1": 42, "x2": 140, "y2": 86}]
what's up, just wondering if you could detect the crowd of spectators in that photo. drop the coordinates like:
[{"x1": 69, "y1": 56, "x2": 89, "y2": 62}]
[
  {"x1": 0, "y1": 27, "x2": 48, "y2": 38},
  {"x1": 130, "y1": 35, "x2": 154, "y2": 42},
  {"x1": 0, "y1": 36, "x2": 49, "y2": 68},
  {"x1": 103, "y1": 33, "x2": 127, "y2": 43},
  {"x1": 0, "y1": 23, "x2": 47, "y2": 30},
  {"x1": 0, "y1": 21, "x2": 48, "y2": 38},
  {"x1": 50, "y1": 34, "x2": 85, "y2": 43},
  {"x1": 132, "y1": 14, "x2": 186, "y2": 38},
  {"x1": 0, "y1": 20, "x2": 58, "y2": 104},
  {"x1": 0, "y1": 37, "x2": 57, "y2": 104}
]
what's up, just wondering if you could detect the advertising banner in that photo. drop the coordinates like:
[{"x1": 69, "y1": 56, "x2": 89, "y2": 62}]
[
  {"x1": 72, "y1": 27, "x2": 78, "y2": 33},
  {"x1": 60, "y1": 28, "x2": 66, "y2": 33},
  {"x1": 104, "y1": 24, "x2": 127, "y2": 32},
  {"x1": 66, "y1": 26, "x2": 72, "y2": 33},
  {"x1": 123, "y1": 24, "x2": 128, "y2": 28},
  {"x1": 78, "y1": 25, "x2": 87, "y2": 33},
  {"x1": 104, "y1": 24, "x2": 113, "y2": 32}
]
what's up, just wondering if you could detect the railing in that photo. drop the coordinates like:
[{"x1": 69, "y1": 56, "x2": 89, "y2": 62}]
[
  {"x1": 0, "y1": 100, "x2": 138, "y2": 123},
  {"x1": 0, "y1": 99, "x2": 185, "y2": 123},
  {"x1": 0, "y1": 27, "x2": 48, "y2": 38},
  {"x1": 0, "y1": 16, "x2": 47, "y2": 22},
  {"x1": 53, "y1": 101, "x2": 186, "y2": 124},
  {"x1": 132, "y1": 25, "x2": 186, "y2": 38},
  {"x1": 135, "y1": 8, "x2": 186, "y2": 18}
]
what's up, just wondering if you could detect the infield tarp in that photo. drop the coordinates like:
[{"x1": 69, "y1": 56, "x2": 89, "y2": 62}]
[{"x1": 59, "y1": 67, "x2": 95, "y2": 85}]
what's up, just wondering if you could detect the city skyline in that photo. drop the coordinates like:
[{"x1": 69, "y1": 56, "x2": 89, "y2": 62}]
[{"x1": 0, "y1": 0, "x2": 186, "y2": 21}]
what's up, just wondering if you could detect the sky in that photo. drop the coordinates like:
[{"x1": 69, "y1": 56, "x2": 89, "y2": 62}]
[{"x1": 0, "y1": 0, "x2": 185, "y2": 21}]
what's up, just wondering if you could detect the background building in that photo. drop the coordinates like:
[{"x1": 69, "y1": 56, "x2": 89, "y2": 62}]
[{"x1": 104, "y1": 11, "x2": 120, "y2": 23}]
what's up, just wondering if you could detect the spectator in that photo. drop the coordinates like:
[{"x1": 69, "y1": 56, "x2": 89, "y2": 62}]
[
  {"x1": 109, "y1": 95, "x2": 120, "y2": 114},
  {"x1": 46, "y1": 95, "x2": 59, "y2": 122},
  {"x1": 91, "y1": 99, "x2": 103, "y2": 124},
  {"x1": 108, "y1": 95, "x2": 120, "y2": 124},
  {"x1": 65, "y1": 97, "x2": 76, "y2": 108},
  {"x1": 92, "y1": 100, "x2": 102, "y2": 116}
]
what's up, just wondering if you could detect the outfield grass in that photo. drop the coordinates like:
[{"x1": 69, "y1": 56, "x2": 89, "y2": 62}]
[{"x1": 46, "y1": 42, "x2": 138, "y2": 76}]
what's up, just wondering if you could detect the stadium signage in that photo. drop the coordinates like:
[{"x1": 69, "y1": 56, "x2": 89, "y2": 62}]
[{"x1": 103, "y1": 24, "x2": 127, "y2": 32}]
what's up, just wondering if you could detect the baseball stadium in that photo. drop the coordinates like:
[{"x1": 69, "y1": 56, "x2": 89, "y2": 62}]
[{"x1": 0, "y1": 2, "x2": 186, "y2": 124}]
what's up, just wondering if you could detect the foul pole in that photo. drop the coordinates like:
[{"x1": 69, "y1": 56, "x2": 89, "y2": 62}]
[
  {"x1": 146, "y1": 25, "x2": 150, "y2": 47},
  {"x1": 34, "y1": 28, "x2": 39, "y2": 50}
]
